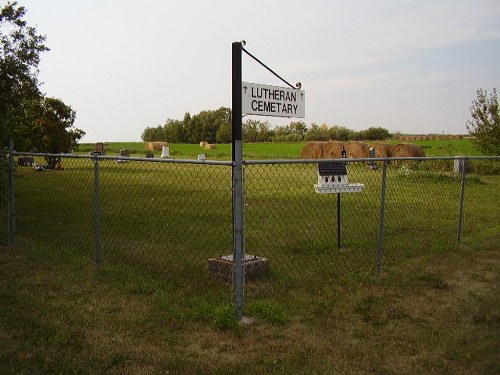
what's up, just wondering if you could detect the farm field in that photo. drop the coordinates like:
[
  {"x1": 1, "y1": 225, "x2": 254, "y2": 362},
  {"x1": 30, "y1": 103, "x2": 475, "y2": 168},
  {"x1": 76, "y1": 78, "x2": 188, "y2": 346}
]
[
  {"x1": 74, "y1": 138, "x2": 483, "y2": 160},
  {"x1": 1, "y1": 142, "x2": 498, "y2": 373}
]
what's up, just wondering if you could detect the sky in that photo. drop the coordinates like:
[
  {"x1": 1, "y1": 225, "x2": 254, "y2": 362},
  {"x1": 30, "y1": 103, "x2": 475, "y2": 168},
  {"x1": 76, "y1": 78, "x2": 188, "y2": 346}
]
[{"x1": 15, "y1": 0, "x2": 500, "y2": 142}]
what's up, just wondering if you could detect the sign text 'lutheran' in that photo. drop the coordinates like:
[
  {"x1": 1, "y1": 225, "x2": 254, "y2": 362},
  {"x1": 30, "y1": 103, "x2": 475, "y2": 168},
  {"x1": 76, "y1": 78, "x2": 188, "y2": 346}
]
[{"x1": 242, "y1": 81, "x2": 305, "y2": 118}]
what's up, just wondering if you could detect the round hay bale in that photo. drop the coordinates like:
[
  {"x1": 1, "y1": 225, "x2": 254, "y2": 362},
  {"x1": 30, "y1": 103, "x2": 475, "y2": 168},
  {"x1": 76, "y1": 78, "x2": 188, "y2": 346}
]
[
  {"x1": 300, "y1": 142, "x2": 323, "y2": 159},
  {"x1": 145, "y1": 141, "x2": 168, "y2": 151},
  {"x1": 370, "y1": 143, "x2": 392, "y2": 158},
  {"x1": 391, "y1": 143, "x2": 426, "y2": 158},
  {"x1": 322, "y1": 141, "x2": 344, "y2": 159},
  {"x1": 344, "y1": 141, "x2": 369, "y2": 159}
]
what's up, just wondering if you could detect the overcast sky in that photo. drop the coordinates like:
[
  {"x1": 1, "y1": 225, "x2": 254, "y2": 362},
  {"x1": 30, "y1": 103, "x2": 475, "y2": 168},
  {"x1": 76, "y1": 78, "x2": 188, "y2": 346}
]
[{"x1": 17, "y1": 0, "x2": 500, "y2": 142}]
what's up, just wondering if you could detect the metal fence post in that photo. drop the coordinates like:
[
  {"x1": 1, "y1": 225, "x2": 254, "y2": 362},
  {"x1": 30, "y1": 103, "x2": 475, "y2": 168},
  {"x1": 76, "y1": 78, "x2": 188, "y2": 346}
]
[
  {"x1": 376, "y1": 160, "x2": 388, "y2": 279},
  {"x1": 93, "y1": 155, "x2": 102, "y2": 266},
  {"x1": 8, "y1": 139, "x2": 16, "y2": 245},
  {"x1": 457, "y1": 157, "x2": 467, "y2": 242},
  {"x1": 232, "y1": 41, "x2": 245, "y2": 320}
]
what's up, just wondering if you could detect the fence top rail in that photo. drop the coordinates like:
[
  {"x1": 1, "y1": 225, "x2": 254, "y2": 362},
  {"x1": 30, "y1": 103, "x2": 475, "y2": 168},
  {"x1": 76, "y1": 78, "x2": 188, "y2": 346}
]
[
  {"x1": 10, "y1": 151, "x2": 499, "y2": 166},
  {"x1": 244, "y1": 155, "x2": 500, "y2": 165},
  {"x1": 11, "y1": 152, "x2": 233, "y2": 166}
]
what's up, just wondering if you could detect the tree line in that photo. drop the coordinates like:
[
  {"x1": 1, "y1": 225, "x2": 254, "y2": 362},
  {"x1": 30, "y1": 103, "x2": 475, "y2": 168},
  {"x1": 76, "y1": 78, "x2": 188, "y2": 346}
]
[
  {"x1": 1, "y1": 1, "x2": 84, "y2": 166},
  {"x1": 141, "y1": 107, "x2": 392, "y2": 143}
]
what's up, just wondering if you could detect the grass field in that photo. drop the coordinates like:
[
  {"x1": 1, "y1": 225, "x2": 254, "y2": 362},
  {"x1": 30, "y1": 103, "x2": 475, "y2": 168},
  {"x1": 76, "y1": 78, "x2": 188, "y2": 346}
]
[
  {"x1": 1, "y1": 142, "x2": 499, "y2": 373},
  {"x1": 0, "y1": 222, "x2": 498, "y2": 373},
  {"x1": 74, "y1": 138, "x2": 484, "y2": 160}
]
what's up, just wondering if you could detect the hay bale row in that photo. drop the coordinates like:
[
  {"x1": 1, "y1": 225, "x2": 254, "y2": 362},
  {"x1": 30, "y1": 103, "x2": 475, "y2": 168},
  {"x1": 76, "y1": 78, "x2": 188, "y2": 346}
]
[
  {"x1": 145, "y1": 141, "x2": 168, "y2": 151},
  {"x1": 344, "y1": 141, "x2": 369, "y2": 158},
  {"x1": 322, "y1": 141, "x2": 343, "y2": 158},
  {"x1": 301, "y1": 141, "x2": 425, "y2": 159},
  {"x1": 370, "y1": 143, "x2": 393, "y2": 158},
  {"x1": 397, "y1": 134, "x2": 463, "y2": 141},
  {"x1": 391, "y1": 143, "x2": 426, "y2": 157},
  {"x1": 300, "y1": 142, "x2": 324, "y2": 159}
]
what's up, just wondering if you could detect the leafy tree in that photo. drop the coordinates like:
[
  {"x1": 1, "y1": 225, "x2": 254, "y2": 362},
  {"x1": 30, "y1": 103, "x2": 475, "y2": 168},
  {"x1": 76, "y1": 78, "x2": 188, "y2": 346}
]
[
  {"x1": 362, "y1": 126, "x2": 391, "y2": 140},
  {"x1": 243, "y1": 119, "x2": 275, "y2": 142},
  {"x1": 329, "y1": 125, "x2": 352, "y2": 141},
  {"x1": 289, "y1": 121, "x2": 307, "y2": 140},
  {"x1": 216, "y1": 122, "x2": 231, "y2": 143},
  {"x1": 257, "y1": 120, "x2": 273, "y2": 142},
  {"x1": 141, "y1": 125, "x2": 164, "y2": 142},
  {"x1": 243, "y1": 119, "x2": 259, "y2": 142},
  {"x1": 272, "y1": 124, "x2": 292, "y2": 142},
  {"x1": 164, "y1": 118, "x2": 185, "y2": 143},
  {"x1": 303, "y1": 123, "x2": 319, "y2": 141},
  {"x1": 20, "y1": 97, "x2": 84, "y2": 166},
  {"x1": 183, "y1": 107, "x2": 230, "y2": 143},
  {"x1": 0, "y1": 1, "x2": 49, "y2": 147},
  {"x1": 349, "y1": 131, "x2": 364, "y2": 141},
  {"x1": 466, "y1": 88, "x2": 500, "y2": 155}
]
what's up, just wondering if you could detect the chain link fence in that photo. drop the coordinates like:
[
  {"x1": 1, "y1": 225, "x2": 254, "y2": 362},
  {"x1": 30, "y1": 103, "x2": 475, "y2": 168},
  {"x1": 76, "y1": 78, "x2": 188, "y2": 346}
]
[
  {"x1": 244, "y1": 157, "x2": 499, "y2": 302},
  {"x1": 11, "y1": 153, "x2": 234, "y2": 305},
  {"x1": 0, "y1": 148, "x2": 8, "y2": 244},
  {"x1": 5, "y1": 150, "x2": 500, "y2": 315}
]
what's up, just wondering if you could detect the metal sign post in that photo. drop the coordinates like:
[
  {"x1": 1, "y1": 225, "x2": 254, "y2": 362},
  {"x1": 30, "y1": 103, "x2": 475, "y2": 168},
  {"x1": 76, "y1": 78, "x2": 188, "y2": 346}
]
[
  {"x1": 231, "y1": 41, "x2": 304, "y2": 321},
  {"x1": 232, "y1": 41, "x2": 244, "y2": 321}
]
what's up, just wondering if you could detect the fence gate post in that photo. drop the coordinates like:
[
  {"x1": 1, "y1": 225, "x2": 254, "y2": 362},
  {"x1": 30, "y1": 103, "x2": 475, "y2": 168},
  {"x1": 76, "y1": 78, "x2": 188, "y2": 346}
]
[
  {"x1": 93, "y1": 155, "x2": 102, "y2": 266},
  {"x1": 232, "y1": 41, "x2": 245, "y2": 320},
  {"x1": 376, "y1": 160, "x2": 388, "y2": 279},
  {"x1": 8, "y1": 139, "x2": 16, "y2": 245},
  {"x1": 457, "y1": 157, "x2": 467, "y2": 242}
]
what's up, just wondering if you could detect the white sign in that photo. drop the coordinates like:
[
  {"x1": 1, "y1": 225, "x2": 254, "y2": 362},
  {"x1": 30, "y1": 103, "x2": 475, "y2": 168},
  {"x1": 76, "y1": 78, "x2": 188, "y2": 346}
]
[{"x1": 242, "y1": 81, "x2": 305, "y2": 118}]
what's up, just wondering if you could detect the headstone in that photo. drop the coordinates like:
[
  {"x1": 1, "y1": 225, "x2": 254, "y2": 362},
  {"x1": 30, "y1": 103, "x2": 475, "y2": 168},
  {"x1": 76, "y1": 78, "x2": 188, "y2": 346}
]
[
  {"x1": 161, "y1": 146, "x2": 170, "y2": 158},
  {"x1": 95, "y1": 142, "x2": 105, "y2": 154},
  {"x1": 454, "y1": 156, "x2": 466, "y2": 173}
]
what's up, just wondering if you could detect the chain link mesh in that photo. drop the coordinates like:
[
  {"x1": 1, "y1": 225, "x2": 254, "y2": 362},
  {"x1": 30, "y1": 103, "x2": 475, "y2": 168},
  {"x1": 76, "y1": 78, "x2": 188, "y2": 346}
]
[
  {"x1": 13, "y1": 155, "x2": 233, "y2": 304},
  {"x1": 245, "y1": 161, "x2": 382, "y2": 299},
  {"x1": 8, "y1": 153, "x2": 500, "y2": 311},
  {"x1": 0, "y1": 150, "x2": 8, "y2": 244},
  {"x1": 243, "y1": 157, "x2": 500, "y2": 301}
]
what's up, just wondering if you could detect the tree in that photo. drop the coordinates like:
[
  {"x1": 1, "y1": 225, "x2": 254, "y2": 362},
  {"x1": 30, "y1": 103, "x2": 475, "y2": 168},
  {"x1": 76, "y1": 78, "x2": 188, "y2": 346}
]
[
  {"x1": 243, "y1": 119, "x2": 259, "y2": 142},
  {"x1": 164, "y1": 118, "x2": 185, "y2": 143},
  {"x1": 216, "y1": 122, "x2": 231, "y2": 143},
  {"x1": 289, "y1": 121, "x2": 307, "y2": 140},
  {"x1": 0, "y1": 1, "x2": 49, "y2": 147},
  {"x1": 20, "y1": 97, "x2": 85, "y2": 167},
  {"x1": 329, "y1": 125, "x2": 352, "y2": 141},
  {"x1": 466, "y1": 88, "x2": 500, "y2": 155},
  {"x1": 362, "y1": 126, "x2": 391, "y2": 141},
  {"x1": 141, "y1": 125, "x2": 164, "y2": 142}
]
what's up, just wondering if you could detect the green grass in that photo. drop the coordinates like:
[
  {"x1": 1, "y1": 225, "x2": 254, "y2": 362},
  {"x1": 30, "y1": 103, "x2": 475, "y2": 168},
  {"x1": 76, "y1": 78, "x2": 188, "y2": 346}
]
[
  {"x1": 1, "y1": 145, "x2": 498, "y2": 373},
  {"x1": 75, "y1": 142, "x2": 305, "y2": 160},
  {"x1": 1, "y1": 224, "x2": 498, "y2": 373},
  {"x1": 413, "y1": 138, "x2": 481, "y2": 156},
  {"x1": 74, "y1": 137, "x2": 486, "y2": 160}
]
